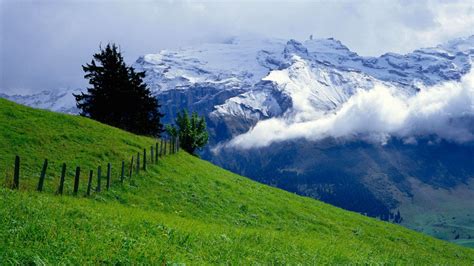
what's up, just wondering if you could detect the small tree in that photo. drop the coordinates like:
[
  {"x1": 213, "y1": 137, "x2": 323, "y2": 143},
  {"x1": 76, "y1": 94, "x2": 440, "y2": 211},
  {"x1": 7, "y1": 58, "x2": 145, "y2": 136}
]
[
  {"x1": 74, "y1": 43, "x2": 163, "y2": 136},
  {"x1": 167, "y1": 110, "x2": 208, "y2": 155}
]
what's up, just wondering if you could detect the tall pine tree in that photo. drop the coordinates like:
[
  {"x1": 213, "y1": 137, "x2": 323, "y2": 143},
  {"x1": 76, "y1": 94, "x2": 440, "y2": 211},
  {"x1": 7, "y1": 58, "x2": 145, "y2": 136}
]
[{"x1": 74, "y1": 44, "x2": 163, "y2": 136}]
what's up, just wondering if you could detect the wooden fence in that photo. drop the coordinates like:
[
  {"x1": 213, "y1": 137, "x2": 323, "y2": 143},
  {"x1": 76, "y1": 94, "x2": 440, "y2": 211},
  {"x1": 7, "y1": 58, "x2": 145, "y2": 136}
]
[{"x1": 4, "y1": 137, "x2": 180, "y2": 197}]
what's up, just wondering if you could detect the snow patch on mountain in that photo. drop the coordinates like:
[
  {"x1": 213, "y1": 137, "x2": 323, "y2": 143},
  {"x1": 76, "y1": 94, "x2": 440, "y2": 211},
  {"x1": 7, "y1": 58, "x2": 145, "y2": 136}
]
[
  {"x1": 212, "y1": 89, "x2": 283, "y2": 120},
  {"x1": 262, "y1": 55, "x2": 382, "y2": 114},
  {"x1": 134, "y1": 37, "x2": 287, "y2": 92}
]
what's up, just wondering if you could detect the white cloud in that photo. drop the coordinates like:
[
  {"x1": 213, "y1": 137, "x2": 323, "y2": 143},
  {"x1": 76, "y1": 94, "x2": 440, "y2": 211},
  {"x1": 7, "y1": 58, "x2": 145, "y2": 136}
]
[{"x1": 228, "y1": 68, "x2": 474, "y2": 149}]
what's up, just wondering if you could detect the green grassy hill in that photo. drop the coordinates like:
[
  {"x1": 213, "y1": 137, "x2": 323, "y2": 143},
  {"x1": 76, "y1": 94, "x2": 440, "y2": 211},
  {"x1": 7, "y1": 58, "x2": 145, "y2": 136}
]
[{"x1": 1, "y1": 98, "x2": 473, "y2": 264}]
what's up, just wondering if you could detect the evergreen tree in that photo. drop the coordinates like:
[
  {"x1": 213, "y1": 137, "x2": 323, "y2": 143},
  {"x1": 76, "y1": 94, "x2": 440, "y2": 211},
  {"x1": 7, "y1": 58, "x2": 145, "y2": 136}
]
[
  {"x1": 167, "y1": 110, "x2": 208, "y2": 155},
  {"x1": 74, "y1": 43, "x2": 163, "y2": 136}
]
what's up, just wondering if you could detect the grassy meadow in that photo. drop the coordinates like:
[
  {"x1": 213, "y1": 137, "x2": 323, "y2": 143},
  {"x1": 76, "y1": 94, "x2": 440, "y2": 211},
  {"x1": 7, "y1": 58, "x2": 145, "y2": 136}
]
[{"x1": 1, "y1": 98, "x2": 473, "y2": 264}]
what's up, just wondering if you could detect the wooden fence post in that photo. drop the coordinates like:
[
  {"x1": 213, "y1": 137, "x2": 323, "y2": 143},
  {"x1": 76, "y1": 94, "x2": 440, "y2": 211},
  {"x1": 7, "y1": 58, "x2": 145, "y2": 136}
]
[
  {"x1": 86, "y1": 170, "x2": 93, "y2": 196},
  {"x1": 164, "y1": 140, "x2": 167, "y2": 156},
  {"x1": 160, "y1": 139, "x2": 164, "y2": 157},
  {"x1": 129, "y1": 156, "x2": 134, "y2": 179},
  {"x1": 136, "y1": 152, "x2": 140, "y2": 174},
  {"x1": 155, "y1": 142, "x2": 159, "y2": 162},
  {"x1": 121, "y1": 161, "x2": 125, "y2": 183},
  {"x1": 96, "y1": 166, "x2": 102, "y2": 192},
  {"x1": 12, "y1": 155, "x2": 20, "y2": 189},
  {"x1": 173, "y1": 137, "x2": 176, "y2": 154},
  {"x1": 170, "y1": 138, "x2": 173, "y2": 155},
  {"x1": 73, "y1": 166, "x2": 80, "y2": 195},
  {"x1": 172, "y1": 137, "x2": 175, "y2": 154},
  {"x1": 106, "y1": 163, "x2": 111, "y2": 190},
  {"x1": 151, "y1": 146, "x2": 154, "y2": 164},
  {"x1": 176, "y1": 138, "x2": 179, "y2": 152},
  {"x1": 143, "y1": 148, "x2": 147, "y2": 171},
  {"x1": 58, "y1": 163, "x2": 66, "y2": 195},
  {"x1": 37, "y1": 159, "x2": 48, "y2": 192}
]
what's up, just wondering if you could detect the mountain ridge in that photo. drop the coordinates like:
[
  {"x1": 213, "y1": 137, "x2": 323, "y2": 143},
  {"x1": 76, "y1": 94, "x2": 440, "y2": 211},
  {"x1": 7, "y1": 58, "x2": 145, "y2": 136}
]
[{"x1": 4, "y1": 35, "x2": 473, "y2": 125}]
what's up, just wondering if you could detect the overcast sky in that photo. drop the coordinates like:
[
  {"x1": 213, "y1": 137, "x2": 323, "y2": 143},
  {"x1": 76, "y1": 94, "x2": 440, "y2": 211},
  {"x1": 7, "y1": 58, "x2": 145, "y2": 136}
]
[{"x1": 1, "y1": 0, "x2": 473, "y2": 92}]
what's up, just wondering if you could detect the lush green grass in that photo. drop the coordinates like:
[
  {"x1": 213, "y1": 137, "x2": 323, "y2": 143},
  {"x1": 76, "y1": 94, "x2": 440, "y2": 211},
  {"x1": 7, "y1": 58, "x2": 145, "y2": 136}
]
[{"x1": 1, "y1": 98, "x2": 473, "y2": 264}]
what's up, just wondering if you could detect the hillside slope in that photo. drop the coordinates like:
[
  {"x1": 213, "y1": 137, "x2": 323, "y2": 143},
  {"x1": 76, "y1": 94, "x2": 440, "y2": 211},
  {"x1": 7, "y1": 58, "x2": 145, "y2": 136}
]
[{"x1": 0, "y1": 98, "x2": 473, "y2": 264}]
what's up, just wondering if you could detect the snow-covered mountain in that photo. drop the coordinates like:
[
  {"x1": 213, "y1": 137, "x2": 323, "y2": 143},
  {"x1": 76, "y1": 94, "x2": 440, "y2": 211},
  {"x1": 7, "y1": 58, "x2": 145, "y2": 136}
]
[
  {"x1": 135, "y1": 35, "x2": 474, "y2": 146},
  {"x1": 4, "y1": 35, "x2": 473, "y2": 133}
]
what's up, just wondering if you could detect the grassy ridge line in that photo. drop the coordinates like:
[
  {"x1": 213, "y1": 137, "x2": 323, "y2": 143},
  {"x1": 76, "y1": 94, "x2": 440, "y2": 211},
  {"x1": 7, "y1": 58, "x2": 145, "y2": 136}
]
[
  {"x1": 0, "y1": 98, "x2": 161, "y2": 193},
  {"x1": 0, "y1": 98, "x2": 474, "y2": 263}
]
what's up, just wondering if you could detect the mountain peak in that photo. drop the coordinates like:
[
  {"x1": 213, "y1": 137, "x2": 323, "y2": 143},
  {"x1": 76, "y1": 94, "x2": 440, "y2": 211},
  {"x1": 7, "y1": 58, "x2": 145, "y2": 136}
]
[{"x1": 283, "y1": 39, "x2": 309, "y2": 59}]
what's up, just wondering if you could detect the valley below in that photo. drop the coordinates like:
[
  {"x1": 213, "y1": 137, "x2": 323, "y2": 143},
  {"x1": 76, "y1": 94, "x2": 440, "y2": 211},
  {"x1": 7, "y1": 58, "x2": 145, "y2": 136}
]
[{"x1": 209, "y1": 138, "x2": 474, "y2": 246}]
